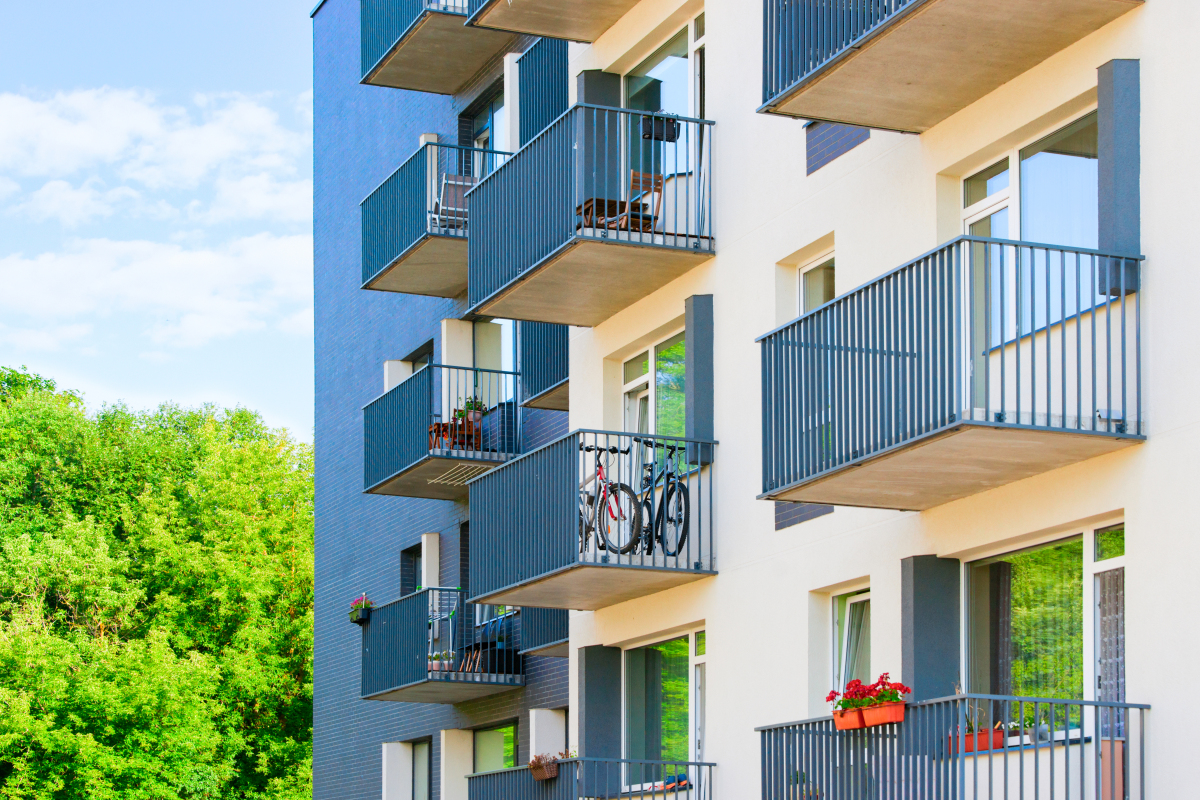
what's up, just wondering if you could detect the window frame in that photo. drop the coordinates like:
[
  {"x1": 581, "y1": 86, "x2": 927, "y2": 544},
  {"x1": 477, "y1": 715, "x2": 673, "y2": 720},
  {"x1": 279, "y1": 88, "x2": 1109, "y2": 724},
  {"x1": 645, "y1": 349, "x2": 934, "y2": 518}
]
[
  {"x1": 472, "y1": 719, "x2": 519, "y2": 773},
  {"x1": 831, "y1": 589, "x2": 871, "y2": 692},
  {"x1": 959, "y1": 516, "x2": 1125, "y2": 703},
  {"x1": 621, "y1": 326, "x2": 686, "y2": 437},
  {"x1": 620, "y1": 13, "x2": 706, "y2": 120},
  {"x1": 798, "y1": 248, "x2": 836, "y2": 315}
]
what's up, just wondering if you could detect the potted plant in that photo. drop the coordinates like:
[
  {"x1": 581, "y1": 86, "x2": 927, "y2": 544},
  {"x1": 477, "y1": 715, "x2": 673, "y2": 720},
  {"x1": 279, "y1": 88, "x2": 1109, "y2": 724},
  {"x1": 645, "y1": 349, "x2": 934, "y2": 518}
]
[
  {"x1": 427, "y1": 652, "x2": 441, "y2": 672},
  {"x1": 529, "y1": 752, "x2": 559, "y2": 781},
  {"x1": 827, "y1": 673, "x2": 912, "y2": 730},
  {"x1": 349, "y1": 594, "x2": 373, "y2": 625},
  {"x1": 950, "y1": 721, "x2": 1007, "y2": 753},
  {"x1": 461, "y1": 397, "x2": 484, "y2": 423}
]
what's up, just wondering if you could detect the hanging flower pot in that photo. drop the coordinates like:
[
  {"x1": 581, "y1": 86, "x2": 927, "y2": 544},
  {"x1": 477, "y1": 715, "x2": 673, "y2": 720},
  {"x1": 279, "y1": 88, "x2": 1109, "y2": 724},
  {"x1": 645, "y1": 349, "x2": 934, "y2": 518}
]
[
  {"x1": 349, "y1": 594, "x2": 373, "y2": 625},
  {"x1": 832, "y1": 708, "x2": 866, "y2": 731},
  {"x1": 828, "y1": 673, "x2": 912, "y2": 731},
  {"x1": 950, "y1": 729, "x2": 1006, "y2": 753},
  {"x1": 529, "y1": 754, "x2": 560, "y2": 781},
  {"x1": 861, "y1": 701, "x2": 907, "y2": 727}
]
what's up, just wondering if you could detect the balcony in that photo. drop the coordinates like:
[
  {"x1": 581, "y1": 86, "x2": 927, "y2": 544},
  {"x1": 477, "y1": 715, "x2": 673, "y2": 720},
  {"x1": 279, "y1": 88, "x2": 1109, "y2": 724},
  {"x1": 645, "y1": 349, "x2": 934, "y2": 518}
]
[
  {"x1": 760, "y1": 0, "x2": 1143, "y2": 132},
  {"x1": 520, "y1": 322, "x2": 569, "y2": 411},
  {"x1": 468, "y1": 106, "x2": 714, "y2": 327},
  {"x1": 363, "y1": 144, "x2": 509, "y2": 296},
  {"x1": 759, "y1": 694, "x2": 1147, "y2": 800},
  {"x1": 468, "y1": 430, "x2": 716, "y2": 610},
  {"x1": 519, "y1": 606, "x2": 570, "y2": 657},
  {"x1": 361, "y1": 588, "x2": 524, "y2": 703},
  {"x1": 361, "y1": 0, "x2": 516, "y2": 93},
  {"x1": 466, "y1": 0, "x2": 638, "y2": 43},
  {"x1": 759, "y1": 236, "x2": 1143, "y2": 511},
  {"x1": 469, "y1": 758, "x2": 714, "y2": 800},
  {"x1": 364, "y1": 365, "x2": 520, "y2": 501}
]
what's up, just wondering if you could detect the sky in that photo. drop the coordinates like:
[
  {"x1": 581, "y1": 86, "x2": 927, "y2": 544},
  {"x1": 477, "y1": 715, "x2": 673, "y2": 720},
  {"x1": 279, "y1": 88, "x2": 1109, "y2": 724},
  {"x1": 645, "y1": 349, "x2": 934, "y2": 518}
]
[{"x1": 0, "y1": 1, "x2": 316, "y2": 440}]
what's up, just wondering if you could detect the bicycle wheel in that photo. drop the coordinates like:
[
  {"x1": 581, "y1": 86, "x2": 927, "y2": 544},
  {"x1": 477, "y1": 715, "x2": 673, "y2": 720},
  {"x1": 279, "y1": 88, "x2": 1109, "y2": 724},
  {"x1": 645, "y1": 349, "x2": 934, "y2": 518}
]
[
  {"x1": 639, "y1": 497, "x2": 655, "y2": 556},
  {"x1": 595, "y1": 483, "x2": 642, "y2": 555},
  {"x1": 657, "y1": 480, "x2": 690, "y2": 557},
  {"x1": 579, "y1": 492, "x2": 602, "y2": 554}
]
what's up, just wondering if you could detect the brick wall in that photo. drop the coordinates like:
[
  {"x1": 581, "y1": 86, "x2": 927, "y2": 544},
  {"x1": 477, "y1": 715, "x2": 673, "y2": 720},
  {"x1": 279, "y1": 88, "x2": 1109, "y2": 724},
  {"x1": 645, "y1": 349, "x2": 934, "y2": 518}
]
[{"x1": 806, "y1": 121, "x2": 870, "y2": 175}]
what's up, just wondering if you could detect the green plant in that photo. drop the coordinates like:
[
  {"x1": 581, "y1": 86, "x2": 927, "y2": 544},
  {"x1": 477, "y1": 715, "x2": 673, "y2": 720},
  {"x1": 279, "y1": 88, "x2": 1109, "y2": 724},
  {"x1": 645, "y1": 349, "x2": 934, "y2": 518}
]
[{"x1": 462, "y1": 397, "x2": 485, "y2": 412}]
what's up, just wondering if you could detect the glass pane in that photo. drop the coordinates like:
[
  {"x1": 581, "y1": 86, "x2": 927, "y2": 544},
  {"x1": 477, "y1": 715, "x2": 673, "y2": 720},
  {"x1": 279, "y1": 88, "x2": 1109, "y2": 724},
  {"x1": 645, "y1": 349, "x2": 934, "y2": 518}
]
[
  {"x1": 694, "y1": 13, "x2": 705, "y2": 40},
  {"x1": 1020, "y1": 113, "x2": 1098, "y2": 249},
  {"x1": 802, "y1": 260, "x2": 835, "y2": 313},
  {"x1": 695, "y1": 630, "x2": 706, "y2": 656},
  {"x1": 474, "y1": 723, "x2": 516, "y2": 773},
  {"x1": 623, "y1": 351, "x2": 649, "y2": 384},
  {"x1": 968, "y1": 537, "x2": 1083, "y2": 699},
  {"x1": 964, "y1": 158, "x2": 1010, "y2": 207},
  {"x1": 625, "y1": 30, "x2": 689, "y2": 115},
  {"x1": 1095, "y1": 524, "x2": 1125, "y2": 561},
  {"x1": 625, "y1": 636, "x2": 690, "y2": 777},
  {"x1": 843, "y1": 600, "x2": 871, "y2": 686},
  {"x1": 413, "y1": 741, "x2": 431, "y2": 800},
  {"x1": 655, "y1": 332, "x2": 686, "y2": 438},
  {"x1": 1097, "y1": 567, "x2": 1125, "y2": 736},
  {"x1": 624, "y1": 387, "x2": 649, "y2": 434}
]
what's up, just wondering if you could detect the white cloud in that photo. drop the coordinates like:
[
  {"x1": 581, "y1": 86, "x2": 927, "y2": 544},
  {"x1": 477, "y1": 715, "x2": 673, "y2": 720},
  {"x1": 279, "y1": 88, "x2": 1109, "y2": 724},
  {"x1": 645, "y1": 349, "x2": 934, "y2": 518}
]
[
  {"x1": 17, "y1": 179, "x2": 143, "y2": 227},
  {"x1": 0, "y1": 233, "x2": 312, "y2": 347},
  {"x1": 0, "y1": 322, "x2": 92, "y2": 352},
  {"x1": 0, "y1": 177, "x2": 19, "y2": 202},
  {"x1": 193, "y1": 173, "x2": 312, "y2": 224}
]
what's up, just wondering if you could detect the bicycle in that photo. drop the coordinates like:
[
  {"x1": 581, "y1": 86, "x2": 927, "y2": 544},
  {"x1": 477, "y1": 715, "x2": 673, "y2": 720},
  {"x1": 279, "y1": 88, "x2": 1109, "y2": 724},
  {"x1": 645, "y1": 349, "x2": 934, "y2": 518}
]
[
  {"x1": 578, "y1": 442, "x2": 641, "y2": 555},
  {"x1": 633, "y1": 437, "x2": 691, "y2": 558}
]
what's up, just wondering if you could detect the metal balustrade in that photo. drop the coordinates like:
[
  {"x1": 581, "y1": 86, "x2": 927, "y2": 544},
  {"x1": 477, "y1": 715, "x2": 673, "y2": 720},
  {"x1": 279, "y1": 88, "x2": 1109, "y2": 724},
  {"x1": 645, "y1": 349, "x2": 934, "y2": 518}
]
[
  {"x1": 361, "y1": 0, "x2": 468, "y2": 78},
  {"x1": 363, "y1": 365, "x2": 521, "y2": 500},
  {"x1": 362, "y1": 143, "x2": 509, "y2": 295},
  {"x1": 468, "y1": 429, "x2": 716, "y2": 610},
  {"x1": 467, "y1": 105, "x2": 714, "y2": 326},
  {"x1": 759, "y1": 236, "x2": 1144, "y2": 510},
  {"x1": 759, "y1": 694, "x2": 1148, "y2": 800},
  {"x1": 520, "y1": 322, "x2": 569, "y2": 409},
  {"x1": 361, "y1": 587, "x2": 524, "y2": 702},
  {"x1": 469, "y1": 758, "x2": 715, "y2": 800},
  {"x1": 519, "y1": 607, "x2": 570, "y2": 656}
]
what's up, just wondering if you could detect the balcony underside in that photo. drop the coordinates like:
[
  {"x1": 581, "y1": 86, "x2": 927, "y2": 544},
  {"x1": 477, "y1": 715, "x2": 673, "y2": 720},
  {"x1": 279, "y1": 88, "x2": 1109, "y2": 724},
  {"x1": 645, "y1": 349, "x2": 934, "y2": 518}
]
[
  {"x1": 363, "y1": 234, "x2": 468, "y2": 297},
  {"x1": 520, "y1": 639, "x2": 569, "y2": 658},
  {"x1": 469, "y1": 0, "x2": 637, "y2": 43},
  {"x1": 366, "y1": 452, "x2": 512, "y2": 501},
  {"x1": 765, "y1": 422, "x2": 1141, "y2": 512},
  {"x1": 475, "y1": 563, "x2": 715, "y2": 611},
  {"x1": 522, "y1": 378, "x2": 569, "y2": 411},
  {"x1": 364, "y1": 673, "x2": 524, "y2": 703},
  {"x1": 474, "y1": 238, "x2": 713, "y2": 327},
  {"x1": 363, "y1": 11, "x2": 514, "y2": 94},
  {"x1": 764, "y1": 0, "x2": 1142, "y2": 132}
]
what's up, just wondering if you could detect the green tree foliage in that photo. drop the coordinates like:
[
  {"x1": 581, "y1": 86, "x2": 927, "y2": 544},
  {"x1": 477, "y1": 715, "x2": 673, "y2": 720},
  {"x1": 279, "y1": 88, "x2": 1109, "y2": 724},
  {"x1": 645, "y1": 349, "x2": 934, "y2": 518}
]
[{"x1": 0, "y1": 371, "x2": 313, "y2": 799}]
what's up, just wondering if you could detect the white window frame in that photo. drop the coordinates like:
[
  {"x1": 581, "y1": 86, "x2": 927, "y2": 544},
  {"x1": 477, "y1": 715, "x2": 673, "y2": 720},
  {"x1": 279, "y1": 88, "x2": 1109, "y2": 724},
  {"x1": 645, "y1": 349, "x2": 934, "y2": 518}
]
[
  {"x1": 620, "y1": 14, "x2": 706, "y2": 120},
  {"x1": 958, "y1": 515, "x2": 1125, "y2": 703},
  {"x1": 831, "y1": 589, "x2": 871, "y2": 692},
  {"x1": 619, "y1": 628, "x2": 705, "y2": 787},
  {"x1": 621, "y1": 327, "x2": 685, "y2": 436},
  {"x1": 799, "y1": 248, "x2": 836, "y2": 315},
  {"x1": 959, "y1": 106, "x2": 1099, "y2": 238}
]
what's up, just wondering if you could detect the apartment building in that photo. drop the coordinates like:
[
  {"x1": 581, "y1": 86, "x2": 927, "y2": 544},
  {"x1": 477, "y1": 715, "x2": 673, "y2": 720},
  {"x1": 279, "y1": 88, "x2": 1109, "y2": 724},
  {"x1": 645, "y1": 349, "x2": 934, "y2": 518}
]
[{"x1": 313, "y1": 0, "x2": 1194, "y2": 798}]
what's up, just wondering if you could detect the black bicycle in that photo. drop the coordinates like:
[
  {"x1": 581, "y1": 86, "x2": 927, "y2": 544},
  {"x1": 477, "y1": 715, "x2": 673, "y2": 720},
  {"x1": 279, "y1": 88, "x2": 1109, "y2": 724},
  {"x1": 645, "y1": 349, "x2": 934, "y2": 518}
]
[
  {"x1": 633, "y1": 437, "x2": 690, "y2": 558},
  {"x1": 578, "y1": 442, "x2": 641, "y2": 555}
]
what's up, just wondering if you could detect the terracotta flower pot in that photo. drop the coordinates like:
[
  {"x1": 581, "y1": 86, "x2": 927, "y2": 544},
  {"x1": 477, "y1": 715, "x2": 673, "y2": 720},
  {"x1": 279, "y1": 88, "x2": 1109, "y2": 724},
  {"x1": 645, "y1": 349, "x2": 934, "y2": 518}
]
[
  {"x1": 861, "y1": 701, "x2": 906, "y2": 727},
  {"x1": 949, "y1": 730, "x2": 1006, "y2": 753},
  {"x1": 832, "y1": 708, "x2": 865, "y2": 730},
  {"x1": 531, "y1": 761, "x2": 559, "y2": 781},
  {"x1": 467, "y1": 410, "x2": 483, "y2": 424}
]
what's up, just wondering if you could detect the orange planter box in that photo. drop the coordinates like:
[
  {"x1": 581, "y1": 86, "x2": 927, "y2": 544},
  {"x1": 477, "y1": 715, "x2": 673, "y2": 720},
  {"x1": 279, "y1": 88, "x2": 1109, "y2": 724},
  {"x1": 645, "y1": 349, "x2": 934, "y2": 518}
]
[
  {"x1": 861, "y1": 702, "x2": 906, "y2": 727},
  {"x1": 832, "y1": 709, "x2": 865, "y2": 730},
  {"x1": 950, "y1": 730, "x2": 1006, "y2": 753}
]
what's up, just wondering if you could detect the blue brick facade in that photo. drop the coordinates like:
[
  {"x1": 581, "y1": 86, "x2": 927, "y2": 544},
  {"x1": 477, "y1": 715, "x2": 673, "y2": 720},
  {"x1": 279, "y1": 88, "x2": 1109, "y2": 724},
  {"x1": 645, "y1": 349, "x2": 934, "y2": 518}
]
[
  {"x1": 313, "y1": 3, "x2": 569, "y2": 798},
  {"x1": 805, "y1": 121, "x2": 870, "y2": 175}
]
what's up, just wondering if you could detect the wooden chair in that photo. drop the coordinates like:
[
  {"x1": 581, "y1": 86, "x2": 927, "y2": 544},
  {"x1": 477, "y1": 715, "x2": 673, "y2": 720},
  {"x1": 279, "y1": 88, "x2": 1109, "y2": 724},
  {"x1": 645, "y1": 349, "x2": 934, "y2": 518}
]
[
  {"x1": 609, "y1": 171, "x2": 664, "y2": 233},
  {"x1": 429, "y1": 174, "x2": 476, "y2": 232}
]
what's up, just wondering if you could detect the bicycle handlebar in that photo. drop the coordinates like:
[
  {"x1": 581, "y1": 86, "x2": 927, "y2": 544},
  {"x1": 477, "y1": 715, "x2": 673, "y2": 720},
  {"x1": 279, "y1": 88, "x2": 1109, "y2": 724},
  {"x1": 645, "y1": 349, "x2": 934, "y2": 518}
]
[
  {"x1": 632, "y1": 436, "x2": 680, "y2": 453},
  {"x1": 580, "y1": 443, "x2": 631, "y2": 455}
]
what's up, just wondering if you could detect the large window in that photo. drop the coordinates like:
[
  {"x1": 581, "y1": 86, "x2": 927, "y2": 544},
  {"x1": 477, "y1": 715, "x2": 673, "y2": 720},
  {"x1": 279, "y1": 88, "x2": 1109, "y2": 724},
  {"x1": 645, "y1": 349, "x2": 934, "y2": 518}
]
[
  {"x1": 833, "y1": 590, "x2": 871, "y2": 690},
  {"x1": 622, "y1": 330, "x2": 686, "y2": 438},
  {"x1": 624, "y1": 630, "x2": 704, "y2": 782},
  {"x1": 473, "y1": 722, "x2": 517, "y2": 773},
  {"x1": 413, "y1": 740, "x2": 431, "y2": 800}
]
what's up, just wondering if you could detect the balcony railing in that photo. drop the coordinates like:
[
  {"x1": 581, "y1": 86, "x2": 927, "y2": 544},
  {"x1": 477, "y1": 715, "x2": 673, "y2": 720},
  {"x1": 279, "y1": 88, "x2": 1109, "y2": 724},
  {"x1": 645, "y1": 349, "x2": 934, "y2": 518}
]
[
  {"x1": 362, "y1": 143, "x2": 509, "y2": 296},
  {"x1": 518, "y1": 606, "x2": 570, "y2": 656},
  {"x1": 364, "y1": 364, "x2": 520, "y2": 500},
  {"x1": 467, "y1": 105, "x2": 714, "y2": 326},
  {"x1": 469, "y1": 758, "x2": 714, "y2": 800},
  {"x1": 759, "y1": 694, "x2": 1148, "y2": 800},
  {"x1": 760, "y1": 0, "x2": 1144, "y2": 132},
  {"x1": 360, "y1": 0, "x2": 515, "y2": 93},
  {"x1": 759, "y1": 236, "x2": 1144, "y2": 510},
  {"x1": 361, "y1": 587, "x2": 524, "y2": 703},
  {"x1": 519, "y1": 322, "x2": 569, "y2": 410},
  {"x1": 469, "y1": 430, "x2": 716, "y2": 610}
]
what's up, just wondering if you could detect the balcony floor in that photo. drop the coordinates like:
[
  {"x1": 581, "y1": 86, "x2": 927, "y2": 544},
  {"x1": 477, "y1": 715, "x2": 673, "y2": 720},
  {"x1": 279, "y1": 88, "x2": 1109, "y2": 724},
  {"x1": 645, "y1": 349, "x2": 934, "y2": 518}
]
[
  {"x1": 470, "y1": 0, "x2": 638, "y2": 43},
  {"x1": 522, "y1": 378, "x2": 569, "y2": 411},
  {"x1": 766, "y1": 422, "x2": 1141, "y2": 511},
  {"x1": 364, "y1": 11, "x2": 514, "y2": 94},
  {"x1": 366, "y1": 451, "x2": 512, "y2": 501},
  {"x1": 475, "y1": 563, "x2": 715, "y2": 611},
  {"x1": 364, "y1": 673, "x2": 524, "y2": 703},
  {"x1": 765, "y1": 0, "x2": 1142, "y2": 132},
  {"x1": 475, "y1": 237, "x2": 713, "y2": 327},
  {"x1": 363, "y1": 234, "x2": 468, "y2": 297}
]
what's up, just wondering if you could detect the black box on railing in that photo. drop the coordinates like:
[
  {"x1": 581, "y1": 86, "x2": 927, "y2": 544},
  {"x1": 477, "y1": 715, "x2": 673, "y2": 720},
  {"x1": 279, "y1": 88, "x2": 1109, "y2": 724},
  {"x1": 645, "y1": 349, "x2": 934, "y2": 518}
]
[{"x1": 641, "y1": 116, "x2": 680, "y2": 142}]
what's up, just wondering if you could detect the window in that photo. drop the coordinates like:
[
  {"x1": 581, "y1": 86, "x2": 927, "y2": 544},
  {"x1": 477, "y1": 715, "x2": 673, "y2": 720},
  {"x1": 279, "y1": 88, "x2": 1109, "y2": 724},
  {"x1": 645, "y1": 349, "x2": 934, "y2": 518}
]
[
  {"x1": 626, "y1": 31, "x2": 689, "y2": 116},
  {"x1": 802, "y1": 257, "x2": 835, "y2": 313},
  {"x1": 413, "y1": 740, "x2": 431, "y2": 800},
  {"x1": 621, "y1": 330, "x2": 686, "y2": 438},
  {"x1": 400, "y1": 544, "x2": 422, "y2": 595},
  {"x1": 471, "y1": 90, "x2": 506, "y2": 152},
  {"x1": 624, "y1": 631, "x2": 704, "y2": 783},
  {"x1": 474, "y1": 722, "x2": 517, "y2": 773},
  {"x1": 833, "y1": 590, "x2": 871, "y2": 689}
]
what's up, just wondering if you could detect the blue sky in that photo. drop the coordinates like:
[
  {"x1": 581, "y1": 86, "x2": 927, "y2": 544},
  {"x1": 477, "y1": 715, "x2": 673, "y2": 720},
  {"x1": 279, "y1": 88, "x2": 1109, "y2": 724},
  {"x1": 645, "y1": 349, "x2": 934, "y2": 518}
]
[{"x1": 0, "y1": 2, "x2": 316, "y2": 439}]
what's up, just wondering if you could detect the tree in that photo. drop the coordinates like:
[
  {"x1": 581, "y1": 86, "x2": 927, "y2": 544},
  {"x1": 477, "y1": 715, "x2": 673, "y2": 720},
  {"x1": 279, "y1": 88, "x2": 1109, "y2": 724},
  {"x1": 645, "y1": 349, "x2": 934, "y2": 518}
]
[{"x1": 0, "y1": 370, "x2": 313, "y2": 799}]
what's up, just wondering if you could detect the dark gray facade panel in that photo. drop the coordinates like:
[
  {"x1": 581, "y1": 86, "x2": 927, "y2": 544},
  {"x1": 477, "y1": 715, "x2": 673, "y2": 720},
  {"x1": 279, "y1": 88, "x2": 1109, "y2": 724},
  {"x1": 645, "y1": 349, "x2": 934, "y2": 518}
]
[
  {"x1": 576, "y1": 70, "x2": 621, "y2": 107},
  {"x1": 577, "y1": 646, "x2": 622, "y2": 759},
  {"x1": 900, "y1": 555, "x2": 961, "y2": 702},
  {"x1": 806, "y1": 121, "x2": 870, "y2": 175},
  {"x1": 774, "y1": 501, "x2": 833, "y2": 530},
  {"x1": 685, "y1": 295, "x2": 714, "y2": 465},
  {"x1": 1098, "y1": 59, "x2": 1141, "y2": 256},
  {"x1": 519, "y1": 38, "x2": 569, "y2": 146},
  {"x1": 313, "y1": 3, "x2": 568, "y2": 799}
]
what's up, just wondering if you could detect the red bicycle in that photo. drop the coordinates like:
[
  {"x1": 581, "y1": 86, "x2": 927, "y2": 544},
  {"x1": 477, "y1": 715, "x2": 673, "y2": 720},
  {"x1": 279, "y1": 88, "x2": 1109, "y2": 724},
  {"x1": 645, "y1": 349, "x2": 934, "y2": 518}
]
[{"x1": 578, "y1": 442, "x2": 641, "y2": 555}]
